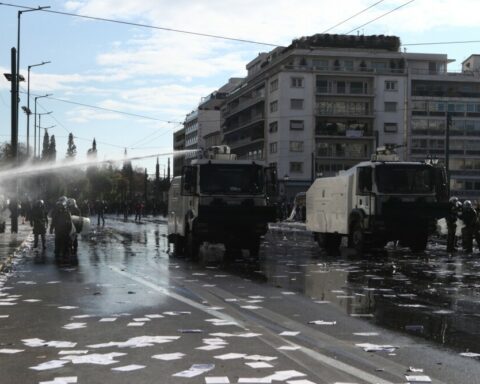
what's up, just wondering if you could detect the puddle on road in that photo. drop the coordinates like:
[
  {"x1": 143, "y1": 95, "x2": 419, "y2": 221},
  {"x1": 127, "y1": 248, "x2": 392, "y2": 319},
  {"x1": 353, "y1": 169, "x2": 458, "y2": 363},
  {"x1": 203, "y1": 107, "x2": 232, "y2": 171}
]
[{"x1": 259, "y1": 229, "x2": 480, "y2": 354}]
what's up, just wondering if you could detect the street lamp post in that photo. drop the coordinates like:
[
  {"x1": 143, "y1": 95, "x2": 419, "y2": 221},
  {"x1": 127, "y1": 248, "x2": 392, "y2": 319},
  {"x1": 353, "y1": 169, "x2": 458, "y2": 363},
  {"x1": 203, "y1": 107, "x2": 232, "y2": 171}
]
[
  {"x1": 27, "y1": 61, "x2": 50, "y2": 157},
  {"x1": 34, "y1": 94, "x2": 52, "y2": 158}
]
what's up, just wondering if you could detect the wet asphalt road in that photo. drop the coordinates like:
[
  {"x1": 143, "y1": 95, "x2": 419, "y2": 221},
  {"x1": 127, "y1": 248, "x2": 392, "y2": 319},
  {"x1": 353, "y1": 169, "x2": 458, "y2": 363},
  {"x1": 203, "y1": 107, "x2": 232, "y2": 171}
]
[{"x1": 0, "y1": 217, "x2": 479, "y2": 384}]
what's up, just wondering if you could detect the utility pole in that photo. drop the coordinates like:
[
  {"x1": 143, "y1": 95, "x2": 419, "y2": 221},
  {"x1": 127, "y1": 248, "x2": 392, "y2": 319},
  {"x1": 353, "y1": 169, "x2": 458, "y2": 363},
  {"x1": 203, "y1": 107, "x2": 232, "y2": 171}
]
[{"x1": 10, "y1": 48, "x2": 18, "y2": 233}]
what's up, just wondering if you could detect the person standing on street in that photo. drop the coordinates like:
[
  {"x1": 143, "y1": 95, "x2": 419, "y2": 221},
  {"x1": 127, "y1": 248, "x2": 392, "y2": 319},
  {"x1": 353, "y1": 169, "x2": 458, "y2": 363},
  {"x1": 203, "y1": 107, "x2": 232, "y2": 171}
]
[
  {"x1": 67, "y1": 199, "x2": 80, "y2": 256},
  {"x1": 460, "y1": 200, "x2": 477, "y2": 254},
  {"x1": 95, "y1": 200, "x2": 106, "y2": 226},
  {"x1": 446, "y1": 196, "x2": 459, "y2": 253},
  {"x1": 50, "y1": 198, "x2": 73, "y2": 264},
  {"x1": 31, "y1": 200, "x2": 48, "y2": 250}
]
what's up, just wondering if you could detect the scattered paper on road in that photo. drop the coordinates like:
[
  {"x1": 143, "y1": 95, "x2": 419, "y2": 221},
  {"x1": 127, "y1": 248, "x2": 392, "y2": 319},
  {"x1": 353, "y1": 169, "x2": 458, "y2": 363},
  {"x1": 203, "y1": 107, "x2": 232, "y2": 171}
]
[
  {"x1": 112, "y1": 364, "x2": 146, "y2": 371},
  {"x1": 0, "y1": 348, "x2": 24, "y2": 354},
  {"x1": 152, "y1": 352, "x2": 185, "y2": 361},
  {"x1": 214, "y1": 353, "x2": 246, "y2": 360},
  {"x1": 308, "y1": 320, "x2": 336, "y2": 325},
  {"x1": 405, "y1": 375, "x2": 431, "y2": 382},
  {"x1": 279, "y1": 331, "x2": 300, "y2": 336},
  {"x1": 30, "y1": 360, "x2": 69, "y2": 371},
  {"x1": 173, "y1": 363, "x2": 215, "y2": 378},
  {"x1": 63, "y1": 323, "x2": 87, "y2": 330},
  {"x1": 205, "y1": 377, "x2": 230, "y2": 383},
  {"x1": 245, "y1": 362, "x2": 273, "y2": 369},
  {"x1": 39, "y1": 377, "x2": 77, "y2": 384},
  {"x1": 356, "y1": 343, "x2": 397, "y2": 353}
]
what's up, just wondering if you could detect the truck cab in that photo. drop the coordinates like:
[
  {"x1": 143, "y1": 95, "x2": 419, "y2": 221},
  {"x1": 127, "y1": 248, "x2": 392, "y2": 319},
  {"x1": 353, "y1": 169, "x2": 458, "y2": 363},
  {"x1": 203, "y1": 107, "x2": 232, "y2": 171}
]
[{"x1": 168, "y1": 146, "x2": 277, "y2": 260}]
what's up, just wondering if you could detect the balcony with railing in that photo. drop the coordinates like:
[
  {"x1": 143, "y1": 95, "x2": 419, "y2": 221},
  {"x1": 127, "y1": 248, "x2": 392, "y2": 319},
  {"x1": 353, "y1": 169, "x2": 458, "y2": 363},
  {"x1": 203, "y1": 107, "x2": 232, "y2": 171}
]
[{"x1": 224, "y1": 89, "x2": 265, "y2": 117}]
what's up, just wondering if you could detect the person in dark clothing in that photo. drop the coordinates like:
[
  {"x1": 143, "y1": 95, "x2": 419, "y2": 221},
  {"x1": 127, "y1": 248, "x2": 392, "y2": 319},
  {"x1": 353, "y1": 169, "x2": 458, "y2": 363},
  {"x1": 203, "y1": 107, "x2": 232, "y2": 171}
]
[
  {"x1": 50, "y1": 199, "x2": 73, "y2": 264},
  {"x1": 31, "y1": 200, "x2": 48, "y2": 250},
  {"x1": 95, "y1": 200, "x2": 106, "y2": 226},
  {"x1": 67, "y1": 198, "x2": 80, "y2": 256},
  {"x1": 134, "y1": 201, "x2": 143, "y2": 222},
  {"x1": 446, "y1": 196, "x2": 459, "y2": 253},
  {"x1": 460, "y1": 200, "x2": 477, "y2": 253}
]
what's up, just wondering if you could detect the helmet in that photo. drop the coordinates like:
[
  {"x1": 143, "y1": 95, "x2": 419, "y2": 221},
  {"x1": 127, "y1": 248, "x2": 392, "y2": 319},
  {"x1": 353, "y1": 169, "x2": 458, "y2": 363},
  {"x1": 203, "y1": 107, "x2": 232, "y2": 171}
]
[
  {"x1": 449, "y1": 196, "x2": 459, "y2": 204},
  {"x1": 464, "y1": 200, "x2": 472, "y2": 208},
  {"x1": 67, "y1": 198, "x2": 77, "y2": 208}
]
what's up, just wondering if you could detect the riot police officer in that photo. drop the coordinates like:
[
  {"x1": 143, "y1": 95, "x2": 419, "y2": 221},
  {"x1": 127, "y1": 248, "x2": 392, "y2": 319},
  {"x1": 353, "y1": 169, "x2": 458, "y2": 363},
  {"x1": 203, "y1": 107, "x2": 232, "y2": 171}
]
[
  {"x1": 31, "y1": 200, "x2": 48, "y2": 250},
  {"x1": 446, "y1": 196, "x2": 459, "y2": 253},
  {"x1": 50, "y1": 198, "x2": 73, "y2": 264},
  {"x1": 460, "y1": 200, "x2": 477, "y2": 253}
]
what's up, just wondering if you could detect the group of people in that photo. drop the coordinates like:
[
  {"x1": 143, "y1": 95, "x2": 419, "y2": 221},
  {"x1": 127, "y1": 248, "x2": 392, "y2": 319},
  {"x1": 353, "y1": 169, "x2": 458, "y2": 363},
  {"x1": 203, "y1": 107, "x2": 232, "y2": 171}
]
[
  {"x1": 30, "y1": 197, "x2": 87, "y2": 266},
  {"x1": 446, "y1": 196, "x2": 480, "y2": 254}
]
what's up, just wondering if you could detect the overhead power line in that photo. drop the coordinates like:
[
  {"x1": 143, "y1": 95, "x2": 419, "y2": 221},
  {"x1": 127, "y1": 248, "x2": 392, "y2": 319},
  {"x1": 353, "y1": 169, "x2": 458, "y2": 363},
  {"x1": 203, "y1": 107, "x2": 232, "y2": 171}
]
[
  {"x1": 321, "y1": 0, "x2": 385, "y2": 34},
  {"x1": 0, "y1": 2, "x2": 278, "y2": 47},
  {"x1": 345, "y1": 0, "x2": 416, "y2": 35}
]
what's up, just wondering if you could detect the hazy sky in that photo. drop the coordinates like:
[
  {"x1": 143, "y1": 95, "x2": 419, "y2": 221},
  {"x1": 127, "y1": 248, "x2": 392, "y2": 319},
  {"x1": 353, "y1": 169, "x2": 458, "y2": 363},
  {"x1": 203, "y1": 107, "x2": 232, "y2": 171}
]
[{"x1": 1, "y1": 0, "x2": 479, "y2": 174}]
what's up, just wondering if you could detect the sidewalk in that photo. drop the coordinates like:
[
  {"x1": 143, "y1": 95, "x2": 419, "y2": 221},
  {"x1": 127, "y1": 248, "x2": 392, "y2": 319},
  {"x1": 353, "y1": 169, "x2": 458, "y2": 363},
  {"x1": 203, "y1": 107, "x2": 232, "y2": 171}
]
[{"x1": 0, "y1": 220, "x2": 32, "y2": 273}]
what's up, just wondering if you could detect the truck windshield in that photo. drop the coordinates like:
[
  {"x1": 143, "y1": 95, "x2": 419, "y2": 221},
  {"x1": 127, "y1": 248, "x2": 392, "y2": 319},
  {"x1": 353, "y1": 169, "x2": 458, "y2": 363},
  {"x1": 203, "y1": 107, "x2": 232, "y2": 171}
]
[
  {"x1": 200, "y1": 164, "x2": 265, "y2": 195},
  {"x1": 375, "y1": 164, "x2": 434, "y2": 194}
]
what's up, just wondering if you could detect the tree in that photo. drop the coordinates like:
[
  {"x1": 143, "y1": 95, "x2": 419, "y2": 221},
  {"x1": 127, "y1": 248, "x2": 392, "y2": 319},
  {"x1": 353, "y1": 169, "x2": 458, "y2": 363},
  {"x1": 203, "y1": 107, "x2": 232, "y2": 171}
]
[
  {"x1": 49, "y1": 135, "x2": 56, "y2": 161},
  {"x1": 41, "y1": 131, "x2": 50, "y2": 161},
  {"x1": 66, "y1": 133, "x2": 77, "y2": 159},
  {"x1": 87, "y1": 138, "x2": 97, "y2": 158}
]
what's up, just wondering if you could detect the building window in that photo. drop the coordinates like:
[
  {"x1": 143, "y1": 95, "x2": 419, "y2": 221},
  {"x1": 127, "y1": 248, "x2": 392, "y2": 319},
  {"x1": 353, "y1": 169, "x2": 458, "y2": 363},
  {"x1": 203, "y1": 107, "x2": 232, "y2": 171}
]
[
  {"x1": 290, "y1": 162, "x2": 303, "y2": 173},
  {"x1": 269, "y1": 142, "x2": 277, "y2": 154},
  {"x1": 270, "y1": 79, "x2": 278, "y2": 93},
  {"x1": 343, "y1": 60, "x2": 354, "y2": 71},
  {"x1": 291, "y1": 77, "x2": 304, "y2": 88},
  {"x1": 290, "y1": 99, "x2": 304, "y2": 110},
  {"x1": 384, "y1": 123, "x2": 398, "y2": 133},
  {"x1": 350, "y1": 81, "x2": 368, "y2": 94},
  {"x1": 385, "y1": 80, "x2": 398, "y2": 91},
  {"x1": 290, "y1": 141, "x2": 304, "y2": 152},
  {"x1": 313, "y1": 59, "x2": 328, "y2": 69},
  {"x1": 269, "y1": 121, "x2": 278, "y2": 133},
  {"x1": 384, "y1": 102, "x2": 397, "y2": 112},
  {"x1": 337, "y1": 81, "x2": 346, "y2": 94},
  {"x1": 270, "y1": 101, "x2": 278, "y2": 113},
  {"x1": 290, "y1": 120, "x2": 304, "y2": 130}
]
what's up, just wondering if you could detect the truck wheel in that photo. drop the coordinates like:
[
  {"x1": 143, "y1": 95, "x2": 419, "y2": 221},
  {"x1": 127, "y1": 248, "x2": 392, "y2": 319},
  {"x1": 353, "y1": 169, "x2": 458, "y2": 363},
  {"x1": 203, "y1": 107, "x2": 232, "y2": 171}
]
[
  {"x1": 350, "y1": 221, "x2": 365, "y2": 254},
  {"x1": 173, "y1": 236, "x2": 185, "y2": 257},
  {"x1": 185, "y1": 230, "x2": 200, "y2": 261},
  {"x1": 325, "y1": 233, "x2": 341, "y2": 253},
  {"x1": 248, "y1": 239, "x2": 261, "y2": 258},
  {"x1": 410, "y1": 233, "x2": 428, "y2": 252}
]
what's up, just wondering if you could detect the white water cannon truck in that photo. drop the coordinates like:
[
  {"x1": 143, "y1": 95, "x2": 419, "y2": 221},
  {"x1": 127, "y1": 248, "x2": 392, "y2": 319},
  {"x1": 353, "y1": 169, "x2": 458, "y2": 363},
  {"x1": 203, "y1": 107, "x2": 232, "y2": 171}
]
[
  {"x1": 167, "y1": 145, "x2": 277, "y2": 260},
  {"x1": 306, "y1": 146, "x2": 449, "y2": 253}
]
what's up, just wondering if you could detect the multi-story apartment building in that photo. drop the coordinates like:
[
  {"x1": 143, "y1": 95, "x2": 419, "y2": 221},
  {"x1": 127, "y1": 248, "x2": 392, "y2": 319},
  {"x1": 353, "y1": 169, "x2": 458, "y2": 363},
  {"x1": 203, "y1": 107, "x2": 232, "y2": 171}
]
[
  {"x1": 172, "y1": 78, "x2": 242, "y2": 176},
  {"x1": 175, "y1": 34, "x2": 480, "y2": 200}
]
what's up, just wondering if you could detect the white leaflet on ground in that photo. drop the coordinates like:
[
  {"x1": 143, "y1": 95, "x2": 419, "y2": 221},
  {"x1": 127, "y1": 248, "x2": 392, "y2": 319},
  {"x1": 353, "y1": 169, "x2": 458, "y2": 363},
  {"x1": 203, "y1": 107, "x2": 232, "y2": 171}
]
[
  {"x1": 173, "y1": 363, "x2": 215, "y2": 378},
  {"x1": 237, "y1": 333, "x2": 262, "y2": 338},
  {"x1": 405, "y1": 375, "x2": 432, "y2": 382},
  {"x1": 0, "y1": 302, "x2": 16, "y2": 306},
  {"x1": 203, "y1": 284, "x2": 216, "y2": 287},
  {"x1": 87, "y1": 336, "x2": 180, "y2": 349},
  {"x1": 245, "y1": 362, "x2": 273, "y2": 368},
  {"x1": 224, "y1": 298, "x2": 238, "y2": 302},
  {"x1": 197, "y1": 345, "x2": 225, "y2": 351},
  {"x1": 163, "y1": 311, "x2": 191, "y2": 316},
  {"x1": 282, "y1": 292, "x2": 296, "y2": 295},
  {"x1": 23, "y1": 299, "x2": 42, "y2": 302},
  {"x1": 205, "y1": 318, "x2": 239, "y2": 326},
  {"x1": 29, "y1": 360, "x2": 69, "y2": 371},
  {"x1": 0, "y1": 348, "x2": 24, "y2": 353},
  {"x1": 355, "y1": 343, "x2": 397, "y2": 352},
  {"x1": 409, "y1": 367, "x2": 424, "y2": 372},
  {"x1": 279, "y1": 331, "x2": 300, "y2": 336},
  {"x1": 205, "y1": 377, "x2": 230, "y2": 384},
  {"x1": 145, "y1": 314, "x2": 164, "y2": 318},
  {"x1": 127, "y1": 322, "x2": 144, "y2": 327},
  {"x1": 39, "y1": 377, "x2": 77, "y2": 384},
  {"x1": 46, "y1": 281, "x2": 61, "y2": 284},
  {"x1": 266, "y1": 370, "x2": 306, "y2": 381},
  {"x1": 353, "y1": 332, "x2": 379, "y2": 336},
  {"x1": 16, "y1": 281, "x2": 37, "y2": 285},
  {"x1": 99, "y1": 318, "x2": 117, "y2": 322},
  {"x1": 0, "y1": 298, "x2": 18, "y2": 302},
  {"x1": 308, "y1": 320, "x2": 337, "y2": 325},
  {"x1": 277, "y1": 346, "x2": 301, "y2": 351},
  {"x1": 58, "y1": 350, "x2": 89, "y2": 355},
  {"x1": 61, "y1": 352, "x2": 126, "y2": 365},
  {"x1": 71, "y1": 314, "x2": 94, "y2": 319},
  {"x1": 178, "y1": 329, "x2": 203, "y2": 333},
  {"x1": 152, "y1": 352, "x2": 185, "y2": 361},
  {"x1": 286, "y1": 380, "x2": 318, "y2": 384},
  {"x1": 214, "y1": 353, "x2": 246, "y2": 360},
  {"x1": 202, "y1": 338, "x2": 228, "y2": 345},
  {"x1": 62, "y1": 323, "x2": 87, "y2": 330},
  {"x1": 112, "y1": 364, "x2": 146, "y2": 371},
  {"x1": 23, "y1": 339, "x2": 77, "y2": 348},
  {"x1": 241, "y1": 305, "x2": 262, "y2": 310},
  {"x1": 58, "y1": 306, "x2": 78, "y2": 310},
  {"x1": 133, "y1": 318, "x2": 150, "y2": 322},
  {"x1": 237, "y1": 378, "x2": 271, "y2": 383},
  {"x1": 244, "y1": 355, "x2": 278, "y2": 361},
  {"x1": 0, "y1": 315, "x2": 9, "y2": 318},
  {"x1": 246, "y1": 300, "x2": 263, "y2": 304},
  {"x1": 460, "y1": 352, "x2": 480, "y2": 357}
]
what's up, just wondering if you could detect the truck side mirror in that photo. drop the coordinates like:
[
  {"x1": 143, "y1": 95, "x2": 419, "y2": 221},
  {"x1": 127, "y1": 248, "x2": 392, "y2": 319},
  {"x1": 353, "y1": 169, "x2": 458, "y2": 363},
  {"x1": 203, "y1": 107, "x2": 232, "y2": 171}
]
[
  {"x1": 181, "y1": 166, "x2": 196, "y2": 196},
  {"x1": 266, "y1": 166, "x2": 278, "y2": 197}
]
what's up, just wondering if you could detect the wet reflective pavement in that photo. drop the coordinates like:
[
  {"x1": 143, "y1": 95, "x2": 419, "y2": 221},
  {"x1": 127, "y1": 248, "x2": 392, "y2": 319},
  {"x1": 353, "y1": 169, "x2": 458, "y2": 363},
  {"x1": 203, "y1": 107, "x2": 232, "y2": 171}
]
[
  {"x1": 262, "y1": 227, "x2": 480, "y2": 354},
  {"x1": 0, "y1": 217, "x2": 479, "y2": 384}
]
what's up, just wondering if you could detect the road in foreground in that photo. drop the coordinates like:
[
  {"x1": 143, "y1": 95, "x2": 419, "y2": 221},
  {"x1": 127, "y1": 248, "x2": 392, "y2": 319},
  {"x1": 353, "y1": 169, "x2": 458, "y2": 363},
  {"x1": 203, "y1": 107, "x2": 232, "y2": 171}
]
[{"x1": 0, "y1": 217, "x2": 478, "y2": 384}]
